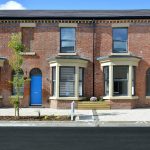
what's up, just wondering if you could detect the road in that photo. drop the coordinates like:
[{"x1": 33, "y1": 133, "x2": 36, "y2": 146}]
[{"x1": 0, "y1": 127, "x2": 150, "y2": 150}]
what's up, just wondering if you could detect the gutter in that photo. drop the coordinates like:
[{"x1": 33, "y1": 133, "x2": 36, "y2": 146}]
[{"x1": 1, "y1": 16, "x2": 150, "y2": 20}]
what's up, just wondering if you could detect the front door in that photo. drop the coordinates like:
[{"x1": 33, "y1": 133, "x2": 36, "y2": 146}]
[{"x1": 30, "y1": 68, "x2": 42, "y2": 105}]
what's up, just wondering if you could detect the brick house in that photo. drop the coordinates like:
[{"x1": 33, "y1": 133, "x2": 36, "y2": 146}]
[{"x1": 0, "y1": 10, "x2": 150, "y2": 109}]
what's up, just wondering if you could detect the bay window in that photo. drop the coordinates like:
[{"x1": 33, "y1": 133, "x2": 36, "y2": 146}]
[
  {"x1": 49, "y1": 57, "x2": 88, "y2": 100},
  {"x1": 97, "y1": 54, "x2": 140, "y2": 99},
  {"x1": 103, "y1": 65, "x2": 137, "y2": 98},
  {"x1": 50, "y1": 62, "x2": 87, "y2": 100}
]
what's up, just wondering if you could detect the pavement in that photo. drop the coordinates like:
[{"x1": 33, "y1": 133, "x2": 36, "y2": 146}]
[{"x1": 1, "y1": 108, "x2": 150, "y2": 126}]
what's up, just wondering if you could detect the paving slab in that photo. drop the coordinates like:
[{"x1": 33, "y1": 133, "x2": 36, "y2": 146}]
[
  {"x1": 1, "y1": 108, "x2": 150, "y2": 123},
  {"x1": 0, "y1": 121, "x2": 95, "y2": 127}
]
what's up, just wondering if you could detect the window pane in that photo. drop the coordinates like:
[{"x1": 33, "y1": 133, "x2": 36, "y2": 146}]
[
  {"x1": 79, "y1": 68, "x2": 83, "y2": 81},
  {"x1": 113, "y1": 66, "x2": 128, "y2": 96},
  {"x1": 147, "y1": 78, "x2": 150, "y2": 96},
  {"x1": 146, "y1": 69, "x2": 150, "y2": 96},
  {"x1": 104, "y1": 66, "x2": 109, "y2": 96},
  {"x1": 60, "y1": 82, "x2": 74, "y2": 97},
  {"x1": 114, "y1": 81, "x2": 128, "y2": 96},
  {"x1": 61, "y1": 28, "x2": 75, "y2": 40},
  {"x1": 60, "y1": 67, "x2": 75, "y2": 97},
  {"x1": 52, "y1": 67, "x2": 56, "y2": 96},
  {"x1": 79, "y1": 82, "x2": 83, "y2": 96},
  {"x1": 113, "y1": 28, "x2": 128, "y2": 41},
  {"x1": 22, "y1": 28, "x2": 34, "y2": 52},
  {"x1": 132, "y1": 67, "x2": 136, "y2": 96},
  {"x1": 60, "y1": 67, "x2": 75, "y2": 81},
  {"x1": 113, "y1": 41, "x2": 127, "y2": 53},
  {"x1": 114, "y1": 66, "x2": 128, "y2": 79},
  {"x1": 61, "y1": 41, "x2": 75, "y2": 52},
  {"x1": 113, "y1": 28, "x2": 128, "y2": 53},
  {"x1": 12, "y1": 71, "x2": 24, "y2": 96},
  {"x1": 60, "y1": 28, "x2": 75, "y2": 53},
  {"x1": 79, "y1": 68, "x2": 84, "y2": 96}
]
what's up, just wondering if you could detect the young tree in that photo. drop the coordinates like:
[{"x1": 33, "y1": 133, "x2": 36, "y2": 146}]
[{"x1": 8, "y1": 33, "x2": 25, "y2": 118}]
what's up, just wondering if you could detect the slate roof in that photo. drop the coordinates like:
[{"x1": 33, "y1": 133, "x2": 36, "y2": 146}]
[
  {"x1": 47, "y1": 55, "x2": 89, "y2": 62},
  {"x1": 97, "y1": 54, "x2": 141, "y2": 61},
  {"x1": 0, "y1": 10, "x2": 150, "y2": 19}
]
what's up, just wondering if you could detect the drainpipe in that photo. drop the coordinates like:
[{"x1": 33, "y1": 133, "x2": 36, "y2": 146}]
[{"x1": 92, "y1": 19, "x2": 96, "y2": 96}]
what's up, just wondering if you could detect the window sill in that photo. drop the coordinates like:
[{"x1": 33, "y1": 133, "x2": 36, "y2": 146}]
[
  {"x1": 110, "y1": 52, "x2": 131, "y2": 56},
  {"x1": 146, "y1": 96, "x2": 150, "y2": 99},
  {"x1": 58, "y1": 52, "x2": 77, "y2": 56},
  {"x1": 49, "y1": 96, "x2": 86, "y2": 101},
  {"x1": 10, "y1": 95, "x2": 24, "y2": 99},
  {"x1": 103, "y1": 96, "x2": 139, "y2": 100},
  {"x1": 20, "y1": 52, "x2": 36, "y2": 56}
]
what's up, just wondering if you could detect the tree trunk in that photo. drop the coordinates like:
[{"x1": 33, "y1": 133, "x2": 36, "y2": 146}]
[{"x1": 16, "y1": 74, "x2": 20, "y2": 118}]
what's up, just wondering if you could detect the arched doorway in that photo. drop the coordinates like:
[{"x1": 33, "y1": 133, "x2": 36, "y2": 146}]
[{"x1": 30, "y1": 68, "x2": 42, "y2": 105}]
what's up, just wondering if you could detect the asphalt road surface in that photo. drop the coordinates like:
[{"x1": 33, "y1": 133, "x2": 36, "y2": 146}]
[{"x1": 0, "y1": 127, "x2": 150, "y2": 150}]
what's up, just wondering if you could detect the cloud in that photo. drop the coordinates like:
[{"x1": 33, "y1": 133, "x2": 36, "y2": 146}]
[{"x1": 0, "y1": 1, "x2": 26, "y2": 10}]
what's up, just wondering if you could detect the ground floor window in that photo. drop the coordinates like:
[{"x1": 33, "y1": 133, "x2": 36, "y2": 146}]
[
  {"x1": 132, "y1": 67, "x2": 136, "y2": 96},
  {"x1": 12, "y1": 70, "x2": 24, "y2": 96},
  {"x1": 146, "y1": 68, "x2": 150, "y2": 96},
  {"x1": 103, "y1": 65, "x2": 136, "y2": 97},
  {"x1": 104, "y1": 66, "x2": 109, "y2": 96},
  {"x1": 113, "y1": 66, "x2": 128, "y2": 96},
  {"x1": 51, "y1": 65, "x2": 85, "y2": 98},
  {"x1": 59, "y1": 67, "x2": 75, "y2": 97},
  {"x1": 79, "y1": 68, "x2": 84, "y2": 96},
  {"x1": 52, "y1": 67, "x2": 56, "y2": 96}
]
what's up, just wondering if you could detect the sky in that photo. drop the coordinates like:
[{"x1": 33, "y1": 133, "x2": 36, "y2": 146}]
[{"x1": 0, "y1": 0, "x2": 149, "y2": 10}]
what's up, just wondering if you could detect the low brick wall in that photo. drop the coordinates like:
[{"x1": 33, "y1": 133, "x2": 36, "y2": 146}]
[
  {"x1": 50, "y1": 99, "x2": 77, "y2": 109},
  {"x1": 110, "y1": 99, "x2": 137, "y2": 109},
  {"x1": 50, "y1": 99, "x2": 138, "y2": 109}
]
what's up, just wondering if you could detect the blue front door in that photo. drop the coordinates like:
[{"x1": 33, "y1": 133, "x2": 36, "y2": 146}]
[{"x1": 30, "y1": 75, "x2": 42, "y2": 105}]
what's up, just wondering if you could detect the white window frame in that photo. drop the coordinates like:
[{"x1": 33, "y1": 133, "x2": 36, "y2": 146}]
[
  {"x1": 49, "y1": 59, "x2": 87, "y2": 101},
  {"x1": 99, "y1": 57, "x2": 140, "y2": 100}
]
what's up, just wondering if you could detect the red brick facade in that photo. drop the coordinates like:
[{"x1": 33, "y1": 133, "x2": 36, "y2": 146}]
[{"x1": 0, "y1": 19, "x2": 150, "y2": 109}]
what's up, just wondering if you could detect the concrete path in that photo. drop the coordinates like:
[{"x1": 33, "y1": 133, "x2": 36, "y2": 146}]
[{"x1": 0, "y1": 108, "x2": 150, "y2": 122}]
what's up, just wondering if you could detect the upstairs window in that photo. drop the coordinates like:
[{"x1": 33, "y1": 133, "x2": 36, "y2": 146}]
[
  {"x1": 113, "y1": 28, "x2": 128, "y2": 53},
  {"x1": 22, "y1": 28, "x2": 34, "y2": 52},
  {"x1": 60, "y1": 28, "x2": 75, "y2": 53}
]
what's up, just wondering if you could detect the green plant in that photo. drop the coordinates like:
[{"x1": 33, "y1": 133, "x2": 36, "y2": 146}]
[
  {"x1": 84, "y1": 97, "x2": 90, "y2": 101},
  {"x1": 8, "y1": 33, "x2": 26, "y2": 118},
  {"x1": 43, "y1": 115, "x2": 49, "y2": 120},
  {"x1": 97, "y1": 97, "x2": 105, "y2": 102}
]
